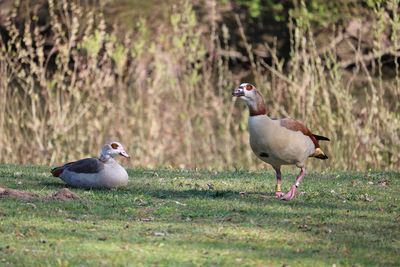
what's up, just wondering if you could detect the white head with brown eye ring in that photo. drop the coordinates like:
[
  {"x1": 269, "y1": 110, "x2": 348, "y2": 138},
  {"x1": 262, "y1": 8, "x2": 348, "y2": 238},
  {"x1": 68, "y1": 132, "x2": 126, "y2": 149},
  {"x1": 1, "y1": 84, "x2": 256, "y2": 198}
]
[
  {"x1": 100, "y1": 141, "x2": 130, "y2": 161},
  {"x1": 232, "y1": 83, "x2": 257, "y2": 103}
]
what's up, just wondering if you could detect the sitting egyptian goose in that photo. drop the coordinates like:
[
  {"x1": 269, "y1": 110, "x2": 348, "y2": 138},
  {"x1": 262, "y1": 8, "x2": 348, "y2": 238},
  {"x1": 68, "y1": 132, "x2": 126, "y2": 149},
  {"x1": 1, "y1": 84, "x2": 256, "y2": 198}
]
[
  {"x1": 51, "y1": 142, "x2": 130, "y2": 189},
  {"x1": 232, "y1": 83, "x2": 329, "y2": 200}
]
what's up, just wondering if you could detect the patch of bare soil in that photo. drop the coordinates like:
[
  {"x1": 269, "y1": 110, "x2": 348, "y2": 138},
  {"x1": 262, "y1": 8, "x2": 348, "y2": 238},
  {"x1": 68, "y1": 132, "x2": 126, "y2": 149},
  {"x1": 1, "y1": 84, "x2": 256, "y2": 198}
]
[
  {"x1": 0, "y1": 186, "x2": 38, "y2": 200},
  {"x1": 45, "y1": 188, "x2": 80, "y2": 201},
  {"x1": 0, "y1": 186, "x2": 80, "y2": 201}
]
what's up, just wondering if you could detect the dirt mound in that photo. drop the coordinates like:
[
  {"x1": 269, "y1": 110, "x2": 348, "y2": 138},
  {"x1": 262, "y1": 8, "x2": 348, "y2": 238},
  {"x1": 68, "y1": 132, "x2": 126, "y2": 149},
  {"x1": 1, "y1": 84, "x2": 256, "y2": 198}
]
[
  {"x1": 0, "y1": 186, "x2": 80, "y2": 201},
  {"x1": 0, "y1": 186, "x2": 38, "y2": 200},
  {"x1": 46, "y1": 188, "x2": 80, "y2": 201}
]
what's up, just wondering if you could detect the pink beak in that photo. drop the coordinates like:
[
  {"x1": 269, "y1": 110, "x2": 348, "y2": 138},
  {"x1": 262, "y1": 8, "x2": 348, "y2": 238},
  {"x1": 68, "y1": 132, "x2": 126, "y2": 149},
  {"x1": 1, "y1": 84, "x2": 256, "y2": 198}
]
[
  {"x1": 119, "y1": 150, "x2": 130, "y2": 158},
  {"x1": 232, "y1": 87, "x2": 245, "y2": 97}
]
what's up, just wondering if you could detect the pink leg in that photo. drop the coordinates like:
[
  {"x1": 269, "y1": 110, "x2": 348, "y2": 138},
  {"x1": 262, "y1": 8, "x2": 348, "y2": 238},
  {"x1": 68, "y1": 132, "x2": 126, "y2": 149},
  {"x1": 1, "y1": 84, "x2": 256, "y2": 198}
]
[
  {"x1": 274, "y1": 168, "x2": 284, "y2": 198},
  {"x1": 281, "y1": 167, "x2": 306, "y2": 201}
]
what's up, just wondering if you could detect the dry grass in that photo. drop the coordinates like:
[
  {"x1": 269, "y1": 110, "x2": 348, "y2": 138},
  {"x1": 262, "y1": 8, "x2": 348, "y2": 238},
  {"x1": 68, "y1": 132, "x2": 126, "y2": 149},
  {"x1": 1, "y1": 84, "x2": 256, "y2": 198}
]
[{"x1": 0, "y1": 0, "x2": 399, "y2": 170}]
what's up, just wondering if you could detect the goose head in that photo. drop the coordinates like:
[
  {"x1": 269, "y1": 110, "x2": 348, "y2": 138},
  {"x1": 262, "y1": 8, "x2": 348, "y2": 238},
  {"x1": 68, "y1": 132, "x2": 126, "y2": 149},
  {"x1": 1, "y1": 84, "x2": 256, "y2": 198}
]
[
  {"x1": 232, "y1": 83, "x2": 266, "y2": 116},
  {"x1": 99, "y1": 141, "x2": 130, "y2": 161}
]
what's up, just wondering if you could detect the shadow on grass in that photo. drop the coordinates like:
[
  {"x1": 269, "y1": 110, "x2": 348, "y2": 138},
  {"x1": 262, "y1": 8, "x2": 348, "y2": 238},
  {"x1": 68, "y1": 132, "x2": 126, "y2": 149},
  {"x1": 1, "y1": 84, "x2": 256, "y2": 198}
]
[
  {"x1": 6, "y1": 171, "x2": 394, "y2": 266},
  {"x1": 38, "y1": 179, "x2": 395, "y2": 215},
  {"x1": 2, "y1": 198, "x2": 397, "y2": 267}
]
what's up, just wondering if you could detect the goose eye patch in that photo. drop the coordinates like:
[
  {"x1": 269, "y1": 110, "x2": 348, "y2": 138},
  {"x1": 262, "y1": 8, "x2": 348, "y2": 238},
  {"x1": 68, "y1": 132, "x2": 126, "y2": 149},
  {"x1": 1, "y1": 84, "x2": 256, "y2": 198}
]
[
  {"x1": 111, "y1": 143, "x2": 119, "y2": 149},
  {"x1": 245, "y1": 84, "x2": 252, "y2": 90}
]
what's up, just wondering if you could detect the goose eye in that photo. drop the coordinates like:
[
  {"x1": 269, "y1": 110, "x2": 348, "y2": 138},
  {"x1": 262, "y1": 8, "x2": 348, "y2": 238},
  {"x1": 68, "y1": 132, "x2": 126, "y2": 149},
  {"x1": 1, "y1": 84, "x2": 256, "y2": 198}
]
[
  {"x1": 245, "y1": 84, "x2": 252, "y2": 91},
  {"x1": 111, "y1": 143, "x2": 119, "y2": 149}
]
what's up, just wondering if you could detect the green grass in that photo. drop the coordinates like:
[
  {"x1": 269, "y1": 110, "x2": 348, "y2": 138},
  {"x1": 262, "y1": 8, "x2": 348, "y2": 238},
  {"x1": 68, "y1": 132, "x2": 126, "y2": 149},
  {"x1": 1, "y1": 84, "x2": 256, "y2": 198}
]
[{"x1": 0, "y1": 164, "x2": 399, "y2": 266}]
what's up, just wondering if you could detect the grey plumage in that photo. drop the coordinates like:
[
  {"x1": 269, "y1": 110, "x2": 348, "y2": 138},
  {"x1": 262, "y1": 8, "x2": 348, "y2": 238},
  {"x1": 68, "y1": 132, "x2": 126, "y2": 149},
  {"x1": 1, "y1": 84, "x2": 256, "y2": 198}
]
[{"x1": 64, "y1": 158, "x2": 105, "y2": 173}]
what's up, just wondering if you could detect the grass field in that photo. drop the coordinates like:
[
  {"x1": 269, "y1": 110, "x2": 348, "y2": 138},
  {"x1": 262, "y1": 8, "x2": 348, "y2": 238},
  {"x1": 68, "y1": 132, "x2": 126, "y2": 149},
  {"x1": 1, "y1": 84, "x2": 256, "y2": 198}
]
[{"x1": 0, "y1": 164, "x2": 399, "y2": 266}]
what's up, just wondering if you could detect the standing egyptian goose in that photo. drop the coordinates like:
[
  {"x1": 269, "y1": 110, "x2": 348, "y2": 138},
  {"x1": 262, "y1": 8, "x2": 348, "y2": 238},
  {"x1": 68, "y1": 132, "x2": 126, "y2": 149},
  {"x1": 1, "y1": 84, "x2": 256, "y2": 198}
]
[
  {"x1": 51, "y1": 142, "x2": 130, "y2": 189},
  {"x1": 232, "y1": 83, "x2": 329, "y2": 200}
]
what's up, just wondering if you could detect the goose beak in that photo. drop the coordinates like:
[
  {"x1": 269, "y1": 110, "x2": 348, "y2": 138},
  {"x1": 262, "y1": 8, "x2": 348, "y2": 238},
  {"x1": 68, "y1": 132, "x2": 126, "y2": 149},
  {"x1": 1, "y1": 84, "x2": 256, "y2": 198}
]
[
  {"x1": 232, "y1": 87, "x2": 244, "y2": 97},
  {"x1": 119, "y1": 151, "x2": 130, "y2": 158}
]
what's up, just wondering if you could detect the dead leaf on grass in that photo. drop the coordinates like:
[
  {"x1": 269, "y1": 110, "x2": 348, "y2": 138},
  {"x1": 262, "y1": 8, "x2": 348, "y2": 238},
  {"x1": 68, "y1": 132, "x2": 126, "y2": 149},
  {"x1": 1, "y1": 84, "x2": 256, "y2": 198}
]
[
  {"x1": 141, "y1": 217, "x2": 154, "y2": 222},
  {"x1": 183, "y1": 217, "x2": 192, "y2": 222},
  {"x1": 0, "y1": 245, "x2": 16, "y2": 254},
  {"x1": 173, "y1": 200, "x2": 186, "y2": 206},
  {"x1": 153, "y1": 232, "x2": 166, "y2": 237},
  {"x1": 298, "y1": 224, "x2": 312, "y2": 231},
  {"x1": 220, "y1": 216, "x2": 233, "y2": 222},
  {"x1": 377, "y1": 179, "x2": 389, "y2": 187},
  {"x1": 362, "y1": 193, "x2": 373, "y2": 202},
  {"x1": 135, "y1": 198, "x2": 148, "y2": 206},
  {"x1": 26, "y1": 203, "x2": 37, "y2": 209}
]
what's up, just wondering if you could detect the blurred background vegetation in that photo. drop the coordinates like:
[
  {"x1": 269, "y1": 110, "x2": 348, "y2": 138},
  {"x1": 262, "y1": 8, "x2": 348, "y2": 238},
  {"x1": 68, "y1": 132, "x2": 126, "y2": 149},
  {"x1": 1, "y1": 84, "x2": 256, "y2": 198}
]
[{"x1": 0, "y1": 0, "x2": 399, "y2": 170}]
